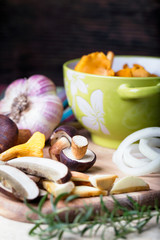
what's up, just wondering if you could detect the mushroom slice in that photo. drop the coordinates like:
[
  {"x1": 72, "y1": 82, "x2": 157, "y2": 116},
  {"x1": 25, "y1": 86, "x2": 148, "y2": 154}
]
[
  {"x1": 71, "y1": 171, "x2": 90, "y2": 182},
  {"x1": 42, "y1": 180, "x2": 75, "y2": 197},
  {"x1": 72, "y1": 185, "x2": 108, "y2": 198},
  {"x1": 27, "y1": 174, "x2": 41, "y2": 183},
  {"x1": 71, "y1": 171, "x2": 92, "y2": 186},
  {"x1": 110, "y1": 176, "x2": 150, "y2": 195},
  {"x1": 0, "y1": 165, "x2": 39, "y2": 200},
  {"x1": 60, "y1": 148, "x2": 96, "y2": 172},
  {"x1": 89, "y1": 174, "x2": 118, "y2": 190},
  {"x1": 7, "y1": 157, "x2": 71, "y2": 183}
]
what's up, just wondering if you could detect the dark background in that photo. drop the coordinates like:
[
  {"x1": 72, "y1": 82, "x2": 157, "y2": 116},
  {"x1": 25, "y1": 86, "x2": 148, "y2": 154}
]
[{"x1": 0, "y1": 0, "x2": 160, "y2": 86}]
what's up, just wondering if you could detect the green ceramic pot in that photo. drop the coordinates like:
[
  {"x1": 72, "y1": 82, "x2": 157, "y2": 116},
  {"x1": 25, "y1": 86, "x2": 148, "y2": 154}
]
[{"x1": 63, "y1": 56, "x2": 160, "y2": 149}]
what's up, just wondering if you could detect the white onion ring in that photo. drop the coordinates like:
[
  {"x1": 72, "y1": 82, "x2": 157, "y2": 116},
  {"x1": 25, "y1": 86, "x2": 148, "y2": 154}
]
[
  {"x1": 113, "y1": 127, "x2": 160, "y2": 176},
  {"x1": 139, "y1": 137, "x2": 160, "y2": 160},
  {"x1": 123, "y1": 144, "x2": 151, "y2": 168}
]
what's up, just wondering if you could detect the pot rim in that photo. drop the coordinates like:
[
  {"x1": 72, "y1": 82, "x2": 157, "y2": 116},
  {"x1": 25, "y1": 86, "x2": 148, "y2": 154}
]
[{"x1": 63, "y1": 55, "x2": 160, "y2": 81}]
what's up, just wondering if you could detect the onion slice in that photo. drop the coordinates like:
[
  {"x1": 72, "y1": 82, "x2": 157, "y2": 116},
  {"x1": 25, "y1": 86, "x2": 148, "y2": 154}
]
[
  {"x1": 139, "y1": 137, "x2": 160, "y2": 161},
  {"x1": 113, "y1": 127, "x2": 160, "y2": 176},
  {"x1": 123, "y1": 144, "x2": 151, "y2": 168}
]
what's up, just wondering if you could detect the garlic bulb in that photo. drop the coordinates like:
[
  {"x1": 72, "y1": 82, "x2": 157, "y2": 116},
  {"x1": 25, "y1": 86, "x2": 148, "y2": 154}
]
[{"x1": 0, "y1": 75, "x2": 63, "y2": 140}]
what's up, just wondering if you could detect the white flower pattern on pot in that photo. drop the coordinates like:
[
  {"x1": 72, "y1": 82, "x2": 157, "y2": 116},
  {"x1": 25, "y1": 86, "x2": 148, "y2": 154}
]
[
  {"x1": 66, "y1": 69, "x2": 88, "y2": 113},
  {"x1": 67, "y1": 70, "x2": 88, "y2": 95},
  {"x1": 76, "y1": 90, "x2": 110, "y2": 135}
]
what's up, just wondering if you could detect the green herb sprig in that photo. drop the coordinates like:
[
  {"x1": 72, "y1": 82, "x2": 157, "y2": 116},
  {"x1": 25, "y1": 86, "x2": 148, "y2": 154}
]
[{"x1": 24, "y1": 193, "x2": 160, "y2": 240}]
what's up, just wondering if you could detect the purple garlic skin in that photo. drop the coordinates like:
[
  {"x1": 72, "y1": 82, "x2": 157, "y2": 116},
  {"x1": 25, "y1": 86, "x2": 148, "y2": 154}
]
[{"x1": 0, "y1": 75, "x2": 63, "y2": 140}]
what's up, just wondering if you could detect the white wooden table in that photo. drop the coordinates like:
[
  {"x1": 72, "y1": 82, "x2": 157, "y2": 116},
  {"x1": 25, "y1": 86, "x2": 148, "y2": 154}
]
[{"x1": 0, "y1": 215, "x2": 159, "y2": 240}]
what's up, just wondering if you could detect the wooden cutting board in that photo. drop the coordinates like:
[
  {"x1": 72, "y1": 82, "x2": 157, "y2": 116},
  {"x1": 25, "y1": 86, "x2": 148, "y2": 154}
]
[{"x1": 0, "y1": 131, "x2": 160, "y2": 223}]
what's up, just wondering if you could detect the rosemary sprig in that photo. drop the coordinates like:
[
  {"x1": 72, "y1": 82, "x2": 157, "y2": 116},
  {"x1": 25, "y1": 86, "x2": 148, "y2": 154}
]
[{"x1": 24, "y1": 194, "x2": 160, "y2": 240}]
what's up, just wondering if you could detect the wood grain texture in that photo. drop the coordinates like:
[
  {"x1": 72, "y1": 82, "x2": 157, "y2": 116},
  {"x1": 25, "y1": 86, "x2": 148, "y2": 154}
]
[
  {"x1": 0, "y1": 0, "x2": 160, "y2": 85},
  {"x1": 0, "y1": 137, "x2": 160, "y2": 223}
]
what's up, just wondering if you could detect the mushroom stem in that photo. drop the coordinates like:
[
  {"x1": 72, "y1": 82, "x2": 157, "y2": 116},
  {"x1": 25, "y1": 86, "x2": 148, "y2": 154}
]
[
  {"x1": 49, "y1": 136, "x2": 70, "y2": 159},
  {"x1": 71, "y1": 135, "x2": 88, "y2": 159}
]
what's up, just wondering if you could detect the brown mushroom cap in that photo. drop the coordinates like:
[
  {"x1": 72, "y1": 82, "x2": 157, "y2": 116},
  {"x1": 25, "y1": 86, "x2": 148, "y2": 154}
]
[
  {"x1": 50, "y1": 125, "x2": 78, "y2": 146},
  {"x1": 60, "y1": 148, "x2": 96, "y2": 172},
  {"x1": 0, "y1": 114, "x2": 18, "y2": 153}
]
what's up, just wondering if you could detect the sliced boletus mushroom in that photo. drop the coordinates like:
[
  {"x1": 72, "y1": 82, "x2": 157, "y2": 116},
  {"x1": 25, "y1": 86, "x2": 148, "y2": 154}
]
[
  {"x1": 27, "y1": 174, "x2": 41, "y2": 183},
  {"x1": 49, "y1": 125, "x2": 78, "y2": 160},
  {"x1": 42, "y1": 180, "x2": 75, "y2": 197},
  {"x1": 7, "y1": 157, "x2": 71, "y2": 183},
  {"x1": 89, "y1": 174, "x2": 118, "y2": 190},
  {"x1": 72, "y1": 185, "x2": 108, "y2": 198},
  {"x1": 71, "y1": 171, "x2": 90, "y2": 182},
  {"x1": 71, "y1": 171, "x2": 92, "y2": 186},
  {"x1": 0, "y1": 165, "x2": 39, "y2": 200},
  {"x1": 60, "y1": 148, "x2": 96, "y2": 172}
]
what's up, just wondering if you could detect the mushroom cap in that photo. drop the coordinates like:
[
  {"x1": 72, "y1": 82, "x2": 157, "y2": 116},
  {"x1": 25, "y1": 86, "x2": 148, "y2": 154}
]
[
  {"x1": 60, "y1": 148, "x2": 96, "y2": 172},
  {"x1": 50, "y1": 125, "x2": 78, "y2": 146},
  {"x1": 0, "y1": 114, "x2": 18, "y2": 153}
]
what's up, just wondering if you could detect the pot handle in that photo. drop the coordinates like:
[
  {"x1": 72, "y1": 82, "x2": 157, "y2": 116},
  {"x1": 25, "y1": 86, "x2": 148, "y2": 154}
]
[{"x1": 117, "y1": 83, "x2": 160, "y2": 99}]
